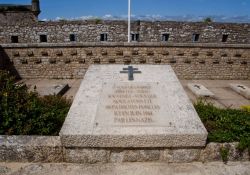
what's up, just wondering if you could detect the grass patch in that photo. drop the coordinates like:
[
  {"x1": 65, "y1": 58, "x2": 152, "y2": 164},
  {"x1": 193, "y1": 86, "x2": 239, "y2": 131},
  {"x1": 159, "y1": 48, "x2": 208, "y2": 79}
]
[
  {"x1": 0, "y1": 70, "x2": 71, "y2": 135},
  {"x1": 194, "y1": 99, "x2": 250, "y2": 151}
]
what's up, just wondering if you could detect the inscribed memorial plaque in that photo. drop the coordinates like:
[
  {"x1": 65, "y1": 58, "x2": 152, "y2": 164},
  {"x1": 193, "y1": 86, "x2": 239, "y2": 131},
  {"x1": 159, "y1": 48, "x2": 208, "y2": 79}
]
[{"x1": 96, "y1": 82, "x2": 173, "y2": 127}]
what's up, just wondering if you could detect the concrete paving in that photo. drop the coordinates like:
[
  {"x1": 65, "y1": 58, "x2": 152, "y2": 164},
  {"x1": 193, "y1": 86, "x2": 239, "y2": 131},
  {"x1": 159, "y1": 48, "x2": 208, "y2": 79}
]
[
  {"x1": 21, "y1": 79, "x2": 250, "y2": 109},
  {"x1": 0, "y1": 162, "x2": 250, "y2": 175}
]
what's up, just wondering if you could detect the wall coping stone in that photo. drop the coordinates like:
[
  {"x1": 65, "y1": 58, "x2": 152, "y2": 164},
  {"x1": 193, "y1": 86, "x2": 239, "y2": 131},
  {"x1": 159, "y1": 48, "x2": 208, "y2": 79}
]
[
  {"x1": 33, "y1": 20, "x2": 250, "y2": 26},
  {"x1": 0, "y1": 135, "x2": 61, "y2": 147}
]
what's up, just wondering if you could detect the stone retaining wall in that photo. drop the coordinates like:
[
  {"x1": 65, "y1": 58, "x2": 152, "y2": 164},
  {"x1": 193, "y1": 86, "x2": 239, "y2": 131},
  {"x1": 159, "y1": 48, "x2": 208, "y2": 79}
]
[
  {"x1": 1, "y1": 43, "x2": 249, "y2": 80},
  {"x1": 0, "y1": 136, "x2": 249, "y2": 163},
  {"x1": 0, "y1": 136, "x2": 62, "y2": 162}
]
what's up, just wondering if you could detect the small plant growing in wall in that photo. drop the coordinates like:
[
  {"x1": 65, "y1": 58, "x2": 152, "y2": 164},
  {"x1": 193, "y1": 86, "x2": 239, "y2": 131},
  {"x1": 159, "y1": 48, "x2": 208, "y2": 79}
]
[
  {"x1": 94, "y1": 18, "x2": 102, "y2": 24},
  {"x1": 203, "y1": 17, "x2": 213, "y2": 23},
  {"x1": 220, "y1": 146, "x2": 229, "y2": 163}
]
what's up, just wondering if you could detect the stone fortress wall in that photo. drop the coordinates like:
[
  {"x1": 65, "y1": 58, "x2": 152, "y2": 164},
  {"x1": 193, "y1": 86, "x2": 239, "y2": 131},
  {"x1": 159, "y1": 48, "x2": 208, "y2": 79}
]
[
  {"x1": 0, "y1": 8, "x2": 249, "y2": 80},
  {"x1": 0, "y1": 0, "x2": 40, "y2": 26},
  {"x1": 0, "y1": 12, "x2": 37, "y2": 26},
  {"x1": 1, "y1": 42, "x2": 249, "y2": 80},
  {"x1": 0, "y1": 20, "x2": 249, "y2": 43}
]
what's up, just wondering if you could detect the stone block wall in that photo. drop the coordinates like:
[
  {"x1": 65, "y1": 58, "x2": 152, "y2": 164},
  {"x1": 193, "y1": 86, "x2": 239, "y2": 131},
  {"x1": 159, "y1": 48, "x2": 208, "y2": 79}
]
[
  {"x1": 0, "y1": 20, "x2": 249, "y2": 44},
  {"x1": 139, "y1": 21, "x2": 249, "y2": 43},
  {"x1": 1, "y1": 43, "x2": 249, "y2": 80},
  {"x1": 0, "y1": 135, "x2": 249, "y2": 163},
  {"x1": 0, "y1": 12, "x2": 37, "y2": 26}
]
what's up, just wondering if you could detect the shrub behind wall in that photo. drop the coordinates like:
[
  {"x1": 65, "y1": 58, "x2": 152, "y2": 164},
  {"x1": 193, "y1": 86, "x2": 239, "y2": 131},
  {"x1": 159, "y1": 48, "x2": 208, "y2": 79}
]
[{"x1": 0, "y1": 70, "x2": 71, "y2": 135}]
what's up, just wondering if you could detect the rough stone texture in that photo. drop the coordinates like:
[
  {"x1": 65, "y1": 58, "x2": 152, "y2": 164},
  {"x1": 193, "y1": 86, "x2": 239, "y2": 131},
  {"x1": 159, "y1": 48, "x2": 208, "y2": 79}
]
[
  {"x1": 1, "y1": 162, "x2": 250, "y2": 175},
  {"x1": 0, "y1": 135, "x2": 249, "y2": 163},
  {"x1": 109, "y1": 150, "x2": 125, "y2": 163},
  {"x1": 199, "y1": 142, "x2": 250, "y2": 162},
  {"x1": 0, "y1": 136, "x2": 63, "y2": 163},
  {"x1": 122, "y1": 150, "x2": 161, "y2": 162},
  {"x1": 60, "y1": 65, "x2": 208, "y2": 148},
  {"x1": 162, "y1": 149, "x2": 201, "y2": 163},
  {"x1": 106, "y1": 149, "x2": 161, "y2": 163},
  {"x1": 0, "y1": 43, "x2": 249, "y2": 80},
  {"x1": 0, "y1": 20, "x2": 249, "y2": 43},
  {"x1": 0, "y1": 165, "x2": 11, "y2": 174},
  {"x1": 223, "y1": 143, "x2": 250, "y2": 161},
  {"x1": 0, "y1": 12, "x2": 37, "y2": 26},
  {"x1": 199, "y1": 142, "x2": 223, "y2": 162},
  {"x1": 230, "y1": 83, "x2": 250, "y2": 99},
  {"x1": 187, "y1": 83, "x2": 215, "y2": 97},
  {"x1": 64, "y1": 148, "x2": 109, "y2": 163}
]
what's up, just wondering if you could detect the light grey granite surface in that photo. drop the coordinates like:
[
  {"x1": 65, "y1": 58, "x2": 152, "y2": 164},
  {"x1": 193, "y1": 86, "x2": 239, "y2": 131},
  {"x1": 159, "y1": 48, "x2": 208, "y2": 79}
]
[
  {"x1": 230, "y1": 83, "x2": 250, "y2": 100},
  {"x1": 187, "y1": 83, "x2": 215, "y2": 97},
  {"x1": 36, "y1": 84, "x2": 69, "y2": 96},
  {"x1": 60, "y1": 65, "x2": 207, "y2": 147}
]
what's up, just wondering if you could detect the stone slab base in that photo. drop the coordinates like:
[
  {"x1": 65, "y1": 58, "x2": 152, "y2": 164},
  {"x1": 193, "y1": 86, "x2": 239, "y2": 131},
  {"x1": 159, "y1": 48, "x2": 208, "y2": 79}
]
[
  {"x1": 64, "y1": 143, "x2": 249, "y2": 163},
  {"x1": 0, "y1": 136, "x2": 249, "y2": 163}
]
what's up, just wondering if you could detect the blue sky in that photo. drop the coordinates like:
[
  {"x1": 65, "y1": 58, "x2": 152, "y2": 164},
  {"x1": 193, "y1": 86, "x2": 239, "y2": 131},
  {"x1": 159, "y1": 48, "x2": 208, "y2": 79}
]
[{"x1": 1, "y1": 0, "x2": 250, "y2": 22}]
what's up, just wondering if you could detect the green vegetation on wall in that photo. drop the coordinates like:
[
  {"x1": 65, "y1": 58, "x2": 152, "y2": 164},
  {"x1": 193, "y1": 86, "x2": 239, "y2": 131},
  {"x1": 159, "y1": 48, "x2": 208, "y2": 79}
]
[
  {"x1": 203, "y1": 17, "x2": 213, "y2": 23},
  {"x1": 0, "y1": 70, "x2": 71, "y2": 135}
]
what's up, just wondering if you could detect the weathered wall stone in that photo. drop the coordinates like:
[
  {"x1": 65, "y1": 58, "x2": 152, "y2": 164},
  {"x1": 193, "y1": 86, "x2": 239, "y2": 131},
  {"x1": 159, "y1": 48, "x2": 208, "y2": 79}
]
[
  {"x1": 0, "y1": 135, "x2": 249, "y2": 163},
  {"x1": 1, "y1": 43, "x2": 249, "y2": 80},
  {"x1": 0, "y1": 20, "x2": 249, "y2": 44},
  {"x1": 0, "y1": 136, "x2": 63, "y2": 163},
  {"x1": 64, "y1": 148, "x2": 110, "y2": 163},
  {"x1": 122, "y1": 150, "x2": 161, "y2": 162},
  {"x1": 161, "y1": 149, "x2": 201, "y2": 163},
  {"x1": 0, "y1": 12, "x2": 37, "y2": 26}
]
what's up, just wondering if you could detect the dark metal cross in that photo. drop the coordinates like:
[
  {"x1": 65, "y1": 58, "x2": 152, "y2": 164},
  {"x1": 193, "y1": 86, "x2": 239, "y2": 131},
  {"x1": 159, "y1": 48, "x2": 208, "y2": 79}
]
[
  {"x1": 120, "y1": 66, "x2": 141, "y2": 81},
  {"x1": 237, "y1": 85, "x2": 246, "y2": 90},
  {"x1": 194, "y1": 85, "x2": 201, "y2": 89}
]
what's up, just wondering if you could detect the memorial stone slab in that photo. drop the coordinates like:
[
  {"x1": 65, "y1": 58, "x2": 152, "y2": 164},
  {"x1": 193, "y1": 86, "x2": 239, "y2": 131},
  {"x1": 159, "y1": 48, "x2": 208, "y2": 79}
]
[
  {"x1": 187, "y1": 83, "x2": 215, "y2": 97},
  {"x1": 230, "y1": 84, "x2": 250, "y2": 100},
  {"x1": 39, "y1": 84, "x2": 69, "y2": 96},
  {"x1": 60, "y1": 65, "x2": 207, "y2": 148}
]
